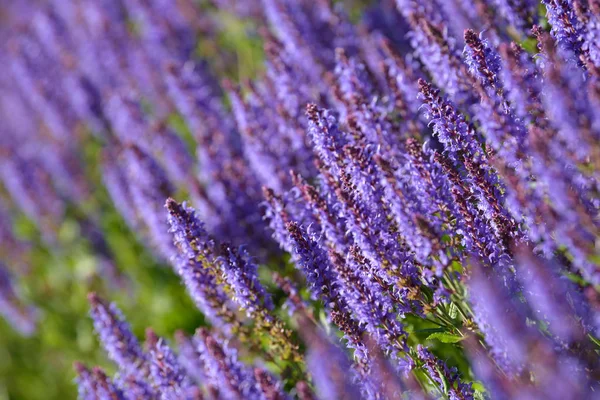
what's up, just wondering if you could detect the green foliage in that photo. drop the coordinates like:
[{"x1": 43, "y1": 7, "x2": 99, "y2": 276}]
[{"x1": 426, "y1": 332, "x2": 465, "y2": 344}]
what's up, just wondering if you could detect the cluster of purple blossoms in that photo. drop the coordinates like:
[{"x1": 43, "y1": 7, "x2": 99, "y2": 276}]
[{"x1": 1, "y1": 0, "x2": 600, "y2": 399}]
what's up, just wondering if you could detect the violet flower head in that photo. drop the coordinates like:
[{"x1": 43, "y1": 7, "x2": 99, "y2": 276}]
[
  {"x1": 117, "y1": 372, "x2": 159, "y2": 400},
  {"x1": 0, "y1": 152, "x2": 64, "y2": 242},
  {"x1": 124, "y1": 144, "x2": 176, "y2": 261},
  {"x1": 584, "y1": 1, "x2": 600, "y2": 68},
  {"x1": 468, "y1": 260, "x2": 530, "y2": 374},
  {"x1": 542, "y1": 0, "x2": 587, "y2": 65},
  {"x1": 305, "y1": 104, "x2": 348, "y2": 179},
  {"x1": 165, "y1": 199, "x2": 236, "y2": 333},
  {"x1": 514, "y1": 247, "x2": 599, "y2": 342},
  {"x1": 406, "y1": 13, "x2": 475, "y2": 104},
  {"x1": 74, "y1": 362, "x2": 96, "y2": 400},
  {"x1": 464, "y1": 339, "x2": 514, "y2": 400},
  {"x1": 262, "y1": 187, "x2": 294, "y2": 253},
  {"x1": 418, "y1": 79, "x2": 480, "y2": 157},
  {"x1": 165, "y1": 198, "x2": 214, "y2": 262},
  {"x1": 194, "y1": 328, "x2": 261, "y2": 400},
  {"x1": 75, "y1": 363, "x2": 128, "y2": 400},
  {"x1": 174, "y1": 330, "x2": 210, "y2": 386},
  {"x1": 463, "y1": 29, "x2": 503, "y2": 94},
  {"x1": 218, "y1": 244, "x2": 274, "y2": 316},
  {"x1": 285, "y1": 221, "x2": 338, "y2": 302},
  {"x1": 301, "y1": 324, "x2": 363, "y2": 400},
  {"x1": 93, "y1": 367, "x2": 127, "y2": 400},
  {"x1": 146, "y1": 329, "x2": 188, "y2": 400},
  {"x1": 254, "y1": 368, "x2": 290, "y2": 400},
  {"x1": 498, "y1": 42, "x2": 546, "y2": 124},
  {"x1": 87, "y1": 293, "x2": 147, "y2": 375},
  {"x1": 101, "y1": 150, "x2": 140, "y2": 233}
]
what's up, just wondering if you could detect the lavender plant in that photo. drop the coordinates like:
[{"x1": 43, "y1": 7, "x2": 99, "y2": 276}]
[{"x1": 0, "y1": 0, "x2": 599, "y2": 399}]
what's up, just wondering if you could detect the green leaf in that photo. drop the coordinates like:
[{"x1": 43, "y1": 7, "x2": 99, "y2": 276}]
[
  {"x1": 474, "y1": 390, "x2": 486, "y2": 400},
  {"x1": 426, "y1": 332, "x2": 465, "y2": 343},
  {"x1": 414, "y1": 328, "x2": 447, "y2": 334},
  {"x1": 589, "y1": 334, "x2": 600, "y2": 348},
  {"x1": 448, "y1": 303, "x2": 459, "y2": 319}
]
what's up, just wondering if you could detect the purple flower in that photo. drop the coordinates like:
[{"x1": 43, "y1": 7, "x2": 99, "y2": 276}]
[
  {"x1": 75, "y1": 363, "x2": 127, "y2": 400},
  {"x1": 117, "y1": 373, "x2": 159, "y2": 400},
  {"x1": 74, "y1": 363, "x2": 97, "y2": 400},
  {"x1": 174, "y1": 331, "x2": 210, "y2": 387},
  {"x1": 87, "y1": 293, "x2": 148, "y2": 376},
  {"x1": 165, "y1": 198, "x2": 238, "y2": 333},
  {"x1": 194, "y1": 328, "x2": 262, "y2": 400},
  {"x1": 254, "y1": 368, "x2": 290, "y2": 400},
  {"x1": 404, "y1": 13, "x2": 476, "y2": 105},
  {"x1": 124, "y1": 145, "x2": 176, "y2": 261},
  {"x1": 416, "y1": 345, "x2": 474, "y2": 400},
  {"x1": 300, "y1": 324, "x2": 363, "y2": 400},
  {"x1": 419, "y1": 79, "x2": 517, "y2": 248},
  {"x1": 146, "y1": 329, "x2": 189, "y2": 400},
  {"x1": 463, "y1": 30, "x2": 503, "y2": 94},
  {"x1": 0, "y1": 151, "x2": 64, "y2": 243},
  {"x1": 515, "y1": 247, "x2": 599, "y2": 342},
  {"x1": 218, "y1": 244, "x2": 274, "y2": 316},
  {"x1": 468, "y1": 260, "x2": 530, "y2": 373},
  {"x1": 305, "y1": 104, "x2": 349, "y2": 180},
  {"x1": 285, "y1": 221, "x2": 339, "y2": 303},
  {"x1": 542, "y1": 0, "x2": 587, "y2": 65}
]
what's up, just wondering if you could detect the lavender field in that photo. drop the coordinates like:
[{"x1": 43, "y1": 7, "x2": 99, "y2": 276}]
[{"x1": 0, "y1": 0, "x2": 599, "y2": 399}]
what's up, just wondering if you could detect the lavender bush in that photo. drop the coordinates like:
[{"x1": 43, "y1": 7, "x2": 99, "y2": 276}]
[{"x1": 0, "y1": 0, "x2": 599, "y2": 399}]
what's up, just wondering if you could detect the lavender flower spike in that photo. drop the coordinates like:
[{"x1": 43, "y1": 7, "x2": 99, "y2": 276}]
[
  {"x1": 124, "y1": 144, "x2": 176, "y2": 261},
  {"x1": 87, "y1": 293, "x2": 148, "y2": 376},
  {"x1": 299, "y1": 321, "x2": 362, "y2": 400},
  {"x1": 218, "y1": 244, "x2": 274, "y2": 316},
  {"x1": 254, "y1": 368, "x2": 290, "y2": 400},
  {"x1": 165, "y1": 198, "x2": 238, "y2": 333},
  {"x1": 74, "y1": 363, "x2": 96, "y2": 400},
  {"x1": 195, "y1": 328, "x2": 262, "y2": 400},
  {"x1": 75, "y1": 362, "x2": 126, "y2": 400},
  {"x1": 146, "y1": 329, "x2": 189, "y2": 400},
  {"x1": 416, "y1": 345, "x2": 474, "y2": 400}
]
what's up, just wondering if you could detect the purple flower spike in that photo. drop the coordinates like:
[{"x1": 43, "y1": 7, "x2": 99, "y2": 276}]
[
  {"x1": 542, "y1": 0, "x2": 587, "y2": 66},
  {"x1": 74, "y1": 363, "x2": 97, "y2": 400},
  {"x1": 305, "y1": 104, "x2": 348, "y2": 180},
  {"x1": 75, "y1": 363, "x2": 130, "y2": 400},
  {"x1": 463, "y1": 30, "x2": 503, "y2": 95},
  {"x1": 285, "y1": 221, "x2": 338, "y2": 303},
  {"x1": 218, "y1": 244, "x2": 274, "y2": 316},
  {"x1": 87, "y1": 293, "x2": 148, "y2": 376},
  {"x1": 93, "y1": 367, "x2": 127, "y2": 400},
  {"x1": 300, "y1": 323, "x2": 363, "y2": 400},
  {"x1": 416, "y1": 345, "x2": 474, "y2": 400},
  {"x1": 77, "y1": 364, "x2": 128, "y2": 400},
  {"x1": 165, "y1": 198, "x2": 237, "y2": 333},
  {"x1": 146, "y1": 329, "x2": 189, "y2": 400},
  {"x1": 404, "y1": 13, "x2": 476, "y2": 105},
  {"x1": 124, "y1": 145, "x2": 176, "y2": 261},
  {"x1": 468, "y1": 260, "x2": 530, "y2": 374},
  {"x1": 254, "y1": 368, "x2": 290, "y2": 400},
  {"x1": 514, "y1": 247, "x2": 599, "y2": 342},
  {"x1": 194, "y1": 328, "x2": 262, "y2": 400}
]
